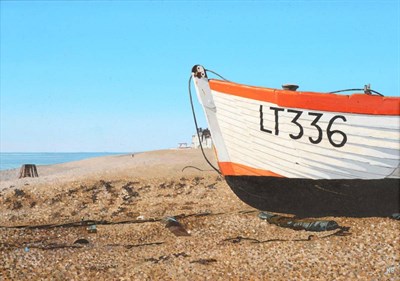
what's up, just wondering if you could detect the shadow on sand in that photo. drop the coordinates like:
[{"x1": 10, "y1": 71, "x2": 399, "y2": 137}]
[{"x1": 226, "y1": 176, "x2": 400, "y2": 218}]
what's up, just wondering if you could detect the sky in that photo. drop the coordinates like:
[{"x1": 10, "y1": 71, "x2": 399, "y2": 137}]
[{"x1": 1, "y1": 0, "x2": 399, "y2": 152}]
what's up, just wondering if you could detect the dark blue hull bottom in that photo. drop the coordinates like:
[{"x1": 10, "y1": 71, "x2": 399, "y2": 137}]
[{"x1": 225, "y1": 176, "x2": 400, "y2": 217}]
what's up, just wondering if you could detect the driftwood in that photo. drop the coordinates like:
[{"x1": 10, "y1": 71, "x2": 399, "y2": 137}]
[{"x1": 19, "y1": 164, "x2": 39, "y2": 178}]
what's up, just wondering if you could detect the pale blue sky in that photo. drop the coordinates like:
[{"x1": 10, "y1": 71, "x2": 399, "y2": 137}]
[{"x1": 1, "y1": 0, "x2": 399, "y2": 152}]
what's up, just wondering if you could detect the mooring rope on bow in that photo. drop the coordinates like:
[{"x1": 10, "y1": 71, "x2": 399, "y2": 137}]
[
  {"x1": 188, "y1": 75, "x2": 221, "y2": 175},
  {"x1": 204, "y1": 68, "x2": 230, "y2": 82}
]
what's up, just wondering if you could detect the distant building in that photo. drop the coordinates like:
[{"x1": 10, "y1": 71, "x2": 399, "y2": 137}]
[{"x1": 191, "y1": 128, "x2": 212, "y2": 149}]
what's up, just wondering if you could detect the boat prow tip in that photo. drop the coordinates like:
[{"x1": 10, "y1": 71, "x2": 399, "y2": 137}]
[{"x1": 191, "y1": 65, "x2": 207, "y2": 79}]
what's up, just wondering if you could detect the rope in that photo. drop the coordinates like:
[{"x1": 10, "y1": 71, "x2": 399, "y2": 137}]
[
  {"x1": 206, "y1": 68, "x2": 384, "y2": 97},
  {"x1": 181, "y1": 165, "x2": 214, "y2": 172},
  {"x1": 221, "y1": 227, "x2": 351, "y2": 245},
  {"x1": 188, "y1": 75, "x2": 221, "y2": 175},
  {"x1": 0, "y1": 209, "x2": 254, "y2": 230},
  {"x1": 329, "y1": 88, "x2": 383, "y2": 96},
  {"x1": 204, "y1": 67, "x2": 384, "y2": 97},
  {"x1": 204, "y1": 69, "x2": 230, "y2": 81}
]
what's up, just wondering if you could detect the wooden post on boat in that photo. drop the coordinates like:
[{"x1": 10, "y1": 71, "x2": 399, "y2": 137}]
[{"x1": 19, "y1": 164, "x2": 39, "y2": 178}]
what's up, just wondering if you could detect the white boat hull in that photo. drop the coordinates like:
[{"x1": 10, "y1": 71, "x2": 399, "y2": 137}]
[
  {"x1": 212, "y1": 90, "x2": 399, "y2": 180},
  {"x1": 191, "y1": 65, "x2": 400, "y2": 216}
]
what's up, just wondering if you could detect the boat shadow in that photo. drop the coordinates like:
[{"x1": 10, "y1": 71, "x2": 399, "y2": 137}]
[{"x1": 226, "y1": 176, "x2": 400, "y2": 218}]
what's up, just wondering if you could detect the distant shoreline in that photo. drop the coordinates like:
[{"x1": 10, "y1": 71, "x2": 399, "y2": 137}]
[
  {"x1": 0, "y1": 152, "x2": 129, "y2": 171},
  {"x1": 0, "y1": 149, "x2": 216, "y2": 190}
]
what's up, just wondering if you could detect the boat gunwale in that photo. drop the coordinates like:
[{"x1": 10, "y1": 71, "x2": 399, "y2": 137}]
[{"x1": 209, "y1": 79, "x2": 400, "y2": 116}]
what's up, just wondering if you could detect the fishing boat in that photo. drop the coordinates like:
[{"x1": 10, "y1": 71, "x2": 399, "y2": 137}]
[{"x1": 191, "y1": 65, "x2": 400, "y2": 217}]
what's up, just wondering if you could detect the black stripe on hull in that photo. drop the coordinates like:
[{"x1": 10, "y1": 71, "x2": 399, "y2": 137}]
[{"x1": 225, "y1": 176, "x2": 400, "y2": 217}]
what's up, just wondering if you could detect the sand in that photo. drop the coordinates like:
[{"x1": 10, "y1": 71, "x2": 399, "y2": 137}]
[{"x1": 0, "y1": 149, "x2": 399, "y2": 280}]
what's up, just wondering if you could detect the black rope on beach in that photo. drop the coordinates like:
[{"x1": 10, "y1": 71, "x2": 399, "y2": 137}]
[
  {"x1": 181, "y1": 165, "x2": 215, "y2": 172},
  {"x1": 221, "y1": 227, "x2": 351, "y2": 245},
  {"x1": 0, "y1": 211, "x2": 220, "y2": 230},
  {"x1": 188, "y1": 75, "x2": 221, "y2": 175},
  {"x1": 0, "y1": 209, "x2": 259, "y2": 230},
  {"x1": 1, "y1": 241, "x2": 165, "y2": 250},
  {"x1": 329, "y1": 88, "x2": 383, "y2": 96},
  {"x1": 0, "y1": 218, "x2": 162, "y2": 230}
]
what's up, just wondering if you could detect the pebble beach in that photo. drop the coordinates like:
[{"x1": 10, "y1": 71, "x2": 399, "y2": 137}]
[{"x1": 0, "y1": 149, "x2": 399, "y2": 280}]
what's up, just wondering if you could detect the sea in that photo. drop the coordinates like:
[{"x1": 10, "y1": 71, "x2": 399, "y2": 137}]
[{"x1": 0, "y1": 152, "x2": 125, "y2": 171}]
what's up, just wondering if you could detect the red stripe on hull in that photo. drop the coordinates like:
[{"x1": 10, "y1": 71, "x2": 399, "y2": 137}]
[
  {"x1": 210, "y1": 80, "x2": 400, "y2": 116},
  {"x1": 218, "y1": 162, "x2": 284, "y2": 177}
]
